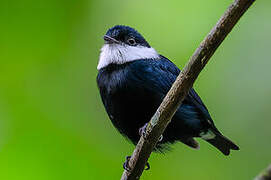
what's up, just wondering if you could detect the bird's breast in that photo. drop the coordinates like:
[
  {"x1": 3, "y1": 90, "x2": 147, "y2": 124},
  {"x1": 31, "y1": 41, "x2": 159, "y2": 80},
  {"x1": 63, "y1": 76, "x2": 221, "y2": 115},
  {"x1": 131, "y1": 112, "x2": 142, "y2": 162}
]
[{"x1": 97, "y1": 65, "x2": 159, "y2": 143}]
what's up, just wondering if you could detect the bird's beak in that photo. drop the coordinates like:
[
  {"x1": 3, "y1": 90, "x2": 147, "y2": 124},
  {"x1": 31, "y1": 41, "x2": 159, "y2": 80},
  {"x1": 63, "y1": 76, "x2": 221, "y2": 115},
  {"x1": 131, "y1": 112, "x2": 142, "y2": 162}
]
[{"x1": 103, "y1": 35, "x2": 120, "y2": 44}]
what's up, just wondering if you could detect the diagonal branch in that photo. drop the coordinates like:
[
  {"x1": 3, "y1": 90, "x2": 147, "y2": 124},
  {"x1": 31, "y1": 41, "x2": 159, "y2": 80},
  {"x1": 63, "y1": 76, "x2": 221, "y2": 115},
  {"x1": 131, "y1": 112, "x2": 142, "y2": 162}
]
[
  {"x1": 121, "y1": 0, "x2": 256, "y2": 179},
  {"x1": 255, "y1": 165, "x2": 271, "y2": 180}
]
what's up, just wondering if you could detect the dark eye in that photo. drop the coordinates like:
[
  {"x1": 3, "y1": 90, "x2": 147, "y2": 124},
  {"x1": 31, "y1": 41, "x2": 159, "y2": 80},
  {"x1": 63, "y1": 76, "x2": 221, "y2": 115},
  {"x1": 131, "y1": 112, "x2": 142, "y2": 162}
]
[{"x1": 127, "y1": 38, "x2": 136, "y2": 46}]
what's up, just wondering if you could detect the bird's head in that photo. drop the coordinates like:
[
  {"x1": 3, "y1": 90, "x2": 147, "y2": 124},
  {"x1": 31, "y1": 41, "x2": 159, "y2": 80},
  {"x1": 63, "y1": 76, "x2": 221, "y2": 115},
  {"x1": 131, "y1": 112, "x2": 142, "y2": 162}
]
[
  {"x1": 98, "y1": 25, "x2": 159, "y2": 70},
  {"x1": 103, "y1": 25, "x2": 150, "y2": 47}
]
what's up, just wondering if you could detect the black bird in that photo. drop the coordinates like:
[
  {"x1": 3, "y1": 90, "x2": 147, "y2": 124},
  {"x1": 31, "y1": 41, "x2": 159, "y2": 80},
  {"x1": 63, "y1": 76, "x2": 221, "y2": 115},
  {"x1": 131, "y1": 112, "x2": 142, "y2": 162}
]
[{"x1": 97, "y1": 25, "x2": 239, "y2": 156}]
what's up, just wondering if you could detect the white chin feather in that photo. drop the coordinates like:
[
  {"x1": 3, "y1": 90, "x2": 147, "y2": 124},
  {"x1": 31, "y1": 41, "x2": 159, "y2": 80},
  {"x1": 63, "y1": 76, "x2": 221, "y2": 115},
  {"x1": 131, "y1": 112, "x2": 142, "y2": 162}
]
[{"x1": 97, "y1": 44, "x2": 160, "y2": 70}]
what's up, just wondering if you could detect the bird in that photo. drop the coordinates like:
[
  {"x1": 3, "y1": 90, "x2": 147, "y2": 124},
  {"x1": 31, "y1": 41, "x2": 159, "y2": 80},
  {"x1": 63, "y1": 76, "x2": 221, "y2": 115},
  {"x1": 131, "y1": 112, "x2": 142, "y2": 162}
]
[{"x1": 96, "y1": 25, "x2": 239, "y2": 158}]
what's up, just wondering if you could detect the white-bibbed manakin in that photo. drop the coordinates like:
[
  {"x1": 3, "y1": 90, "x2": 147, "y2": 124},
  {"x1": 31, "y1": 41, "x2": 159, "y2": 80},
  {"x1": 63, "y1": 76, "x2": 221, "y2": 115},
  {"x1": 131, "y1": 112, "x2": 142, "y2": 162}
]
[{"x1": 97, "y1": 25, "x2": 239, "y2": 168}]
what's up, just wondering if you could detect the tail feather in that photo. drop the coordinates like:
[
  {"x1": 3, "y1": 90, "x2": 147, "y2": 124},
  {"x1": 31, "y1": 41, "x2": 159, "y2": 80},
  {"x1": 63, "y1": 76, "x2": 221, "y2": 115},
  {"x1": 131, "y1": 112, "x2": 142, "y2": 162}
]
[
  {"x1": 180, "y1": 138, "x2": 200, "y2": 149},
  {"x1": 205, "y1": 131, "x2": 239, "y2": 156}
]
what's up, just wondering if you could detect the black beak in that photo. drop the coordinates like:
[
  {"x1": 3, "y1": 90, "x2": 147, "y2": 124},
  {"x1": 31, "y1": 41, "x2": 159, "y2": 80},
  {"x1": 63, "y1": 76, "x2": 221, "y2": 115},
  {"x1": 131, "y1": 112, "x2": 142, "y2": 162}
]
[{"x1": 103, "y1": 35, "x2": 120, "y2": 44}]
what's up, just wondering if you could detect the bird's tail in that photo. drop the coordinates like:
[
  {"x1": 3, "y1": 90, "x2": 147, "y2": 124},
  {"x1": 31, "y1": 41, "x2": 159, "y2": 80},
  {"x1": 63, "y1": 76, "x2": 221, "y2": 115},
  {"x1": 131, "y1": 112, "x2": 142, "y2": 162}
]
[{"x1": 202, "y1": 129, "x2": 239, "y2": 156}]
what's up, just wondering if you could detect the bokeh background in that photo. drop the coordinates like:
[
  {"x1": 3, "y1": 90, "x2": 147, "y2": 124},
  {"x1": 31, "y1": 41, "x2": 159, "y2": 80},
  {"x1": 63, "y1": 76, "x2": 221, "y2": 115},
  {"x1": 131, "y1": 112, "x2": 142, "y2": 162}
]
[{"x1": 2, "y1": 0, "x2": 271, "y2": 179}]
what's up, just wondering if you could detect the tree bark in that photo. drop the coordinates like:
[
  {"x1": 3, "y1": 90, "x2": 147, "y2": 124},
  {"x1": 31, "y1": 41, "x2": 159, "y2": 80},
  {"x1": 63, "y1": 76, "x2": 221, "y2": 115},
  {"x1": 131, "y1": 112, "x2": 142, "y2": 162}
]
[{"x1": 121, "y1": 0, "x2": 256, "y2": 179}]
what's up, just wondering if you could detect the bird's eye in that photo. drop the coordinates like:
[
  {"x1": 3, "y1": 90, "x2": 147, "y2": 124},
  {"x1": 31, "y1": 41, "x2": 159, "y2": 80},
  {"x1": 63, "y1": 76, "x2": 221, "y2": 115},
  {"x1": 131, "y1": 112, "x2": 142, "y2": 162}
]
[{"x1": 127, "y1": 38, "x2": 136, "y2": 46}]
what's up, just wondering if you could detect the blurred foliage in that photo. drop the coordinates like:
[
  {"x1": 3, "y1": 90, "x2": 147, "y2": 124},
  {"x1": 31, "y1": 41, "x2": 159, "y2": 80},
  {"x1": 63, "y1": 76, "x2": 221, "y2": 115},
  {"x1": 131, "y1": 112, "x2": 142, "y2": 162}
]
[{"x1": 1, "y1": 0, "x2": 271, "y2": 179}]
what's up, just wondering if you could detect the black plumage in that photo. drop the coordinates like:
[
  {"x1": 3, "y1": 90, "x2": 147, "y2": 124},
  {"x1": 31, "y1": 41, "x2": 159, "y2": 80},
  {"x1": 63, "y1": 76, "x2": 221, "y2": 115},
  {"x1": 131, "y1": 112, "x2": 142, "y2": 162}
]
[{"x1": 97, "y1": 25, "x2": 239, "y2": 155}]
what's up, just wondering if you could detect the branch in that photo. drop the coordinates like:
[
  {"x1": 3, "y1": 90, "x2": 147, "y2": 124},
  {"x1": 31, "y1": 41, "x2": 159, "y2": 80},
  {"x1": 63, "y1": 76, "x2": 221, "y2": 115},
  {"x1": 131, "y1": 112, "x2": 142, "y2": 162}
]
[
  {"x1": 255, "y1": 165, "x2": 271, "y2": 180},
  {"x1": 121, "y1": 0, "x2": 255, "y2": 179}
]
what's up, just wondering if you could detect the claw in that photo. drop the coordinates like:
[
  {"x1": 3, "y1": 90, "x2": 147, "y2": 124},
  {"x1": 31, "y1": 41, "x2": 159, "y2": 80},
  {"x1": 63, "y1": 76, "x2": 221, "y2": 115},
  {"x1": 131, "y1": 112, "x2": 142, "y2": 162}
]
[
  {"x1": 123, "y1": 155, "x2": 150, "y2": 171},
  {"x1": 145, "y1": 162, "x2": 150, "y2": 170},
  {"x1": 139, "y1": 123, "x2": 148, "y2": 138},
  {"x1": 139, "y1": 123, "x2": 163, "y2": 142},
  {"x1": 123, "y1": 156, "x2": 131, "y2": 171}
]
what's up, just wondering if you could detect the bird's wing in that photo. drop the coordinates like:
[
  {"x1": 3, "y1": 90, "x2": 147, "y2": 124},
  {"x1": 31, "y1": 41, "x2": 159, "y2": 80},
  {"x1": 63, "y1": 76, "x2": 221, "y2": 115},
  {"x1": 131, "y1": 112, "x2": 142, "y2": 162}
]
[
  {"x1": 187, "y1": 88, "x2": 212, "y2": 121},
  {"x1": 129, "y1": 56, "x2": 213, "y2": 123},
  {"x1": 128, "y1": 57, "x2": 180, "y2": 95}
]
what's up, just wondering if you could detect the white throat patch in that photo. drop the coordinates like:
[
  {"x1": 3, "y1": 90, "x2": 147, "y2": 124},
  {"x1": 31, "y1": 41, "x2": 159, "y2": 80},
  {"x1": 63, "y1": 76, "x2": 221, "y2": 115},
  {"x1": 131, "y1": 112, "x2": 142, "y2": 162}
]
[{"x1": 97, "y1": 44, "x2": 159, "y2": 70}]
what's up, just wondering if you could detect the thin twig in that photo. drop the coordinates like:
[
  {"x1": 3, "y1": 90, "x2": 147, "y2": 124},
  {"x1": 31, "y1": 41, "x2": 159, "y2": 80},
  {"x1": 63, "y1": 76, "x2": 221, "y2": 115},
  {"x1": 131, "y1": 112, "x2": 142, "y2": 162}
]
[
  {"x1": 121, "y1": 0, "x2": 255, "y2": 179},
  {"x1": 255, "y1": 165, "x2": 271, "y2": 180}
]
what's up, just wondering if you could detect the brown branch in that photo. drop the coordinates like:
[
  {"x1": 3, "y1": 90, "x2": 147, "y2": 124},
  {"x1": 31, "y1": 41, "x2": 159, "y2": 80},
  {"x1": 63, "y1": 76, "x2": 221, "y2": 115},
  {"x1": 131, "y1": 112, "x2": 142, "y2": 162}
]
[
  {"x1": 121, "y1": 0, "x2": 255, "y2": 179},
  {"x1": 255, "y1": 165, "x2": 271, "y2": 180}
]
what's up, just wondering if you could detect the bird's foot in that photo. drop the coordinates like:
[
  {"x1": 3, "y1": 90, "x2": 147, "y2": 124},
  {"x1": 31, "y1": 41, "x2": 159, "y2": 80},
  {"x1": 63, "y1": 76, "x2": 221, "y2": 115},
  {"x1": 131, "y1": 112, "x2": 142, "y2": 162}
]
[
  {"x1": 139, "y1": 123, "x2": 163, "y2": 142},
  {"x1": 123, "y1": 156, "x2": 131, "y2": 171},
  {"x1": 123, "y1": 155, "x2": 151, "y2": 171}
]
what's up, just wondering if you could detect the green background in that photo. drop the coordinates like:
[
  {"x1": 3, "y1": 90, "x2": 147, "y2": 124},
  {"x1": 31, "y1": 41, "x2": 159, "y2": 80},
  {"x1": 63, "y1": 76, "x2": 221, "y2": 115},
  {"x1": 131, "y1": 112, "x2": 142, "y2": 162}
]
[{"x1": 2, "y1": 0, "x2": 271, "y2": 179}]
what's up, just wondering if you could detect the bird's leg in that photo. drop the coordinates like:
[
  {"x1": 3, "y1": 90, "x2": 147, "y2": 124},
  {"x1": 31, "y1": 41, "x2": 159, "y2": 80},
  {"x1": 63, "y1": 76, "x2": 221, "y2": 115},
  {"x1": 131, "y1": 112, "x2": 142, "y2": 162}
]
[
  {"x1": 139, "y1": 123, "x2": 163, "y2": 142},
  {"x1": 123, "y1": 156, "x2": 131, "y2": 171}
]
